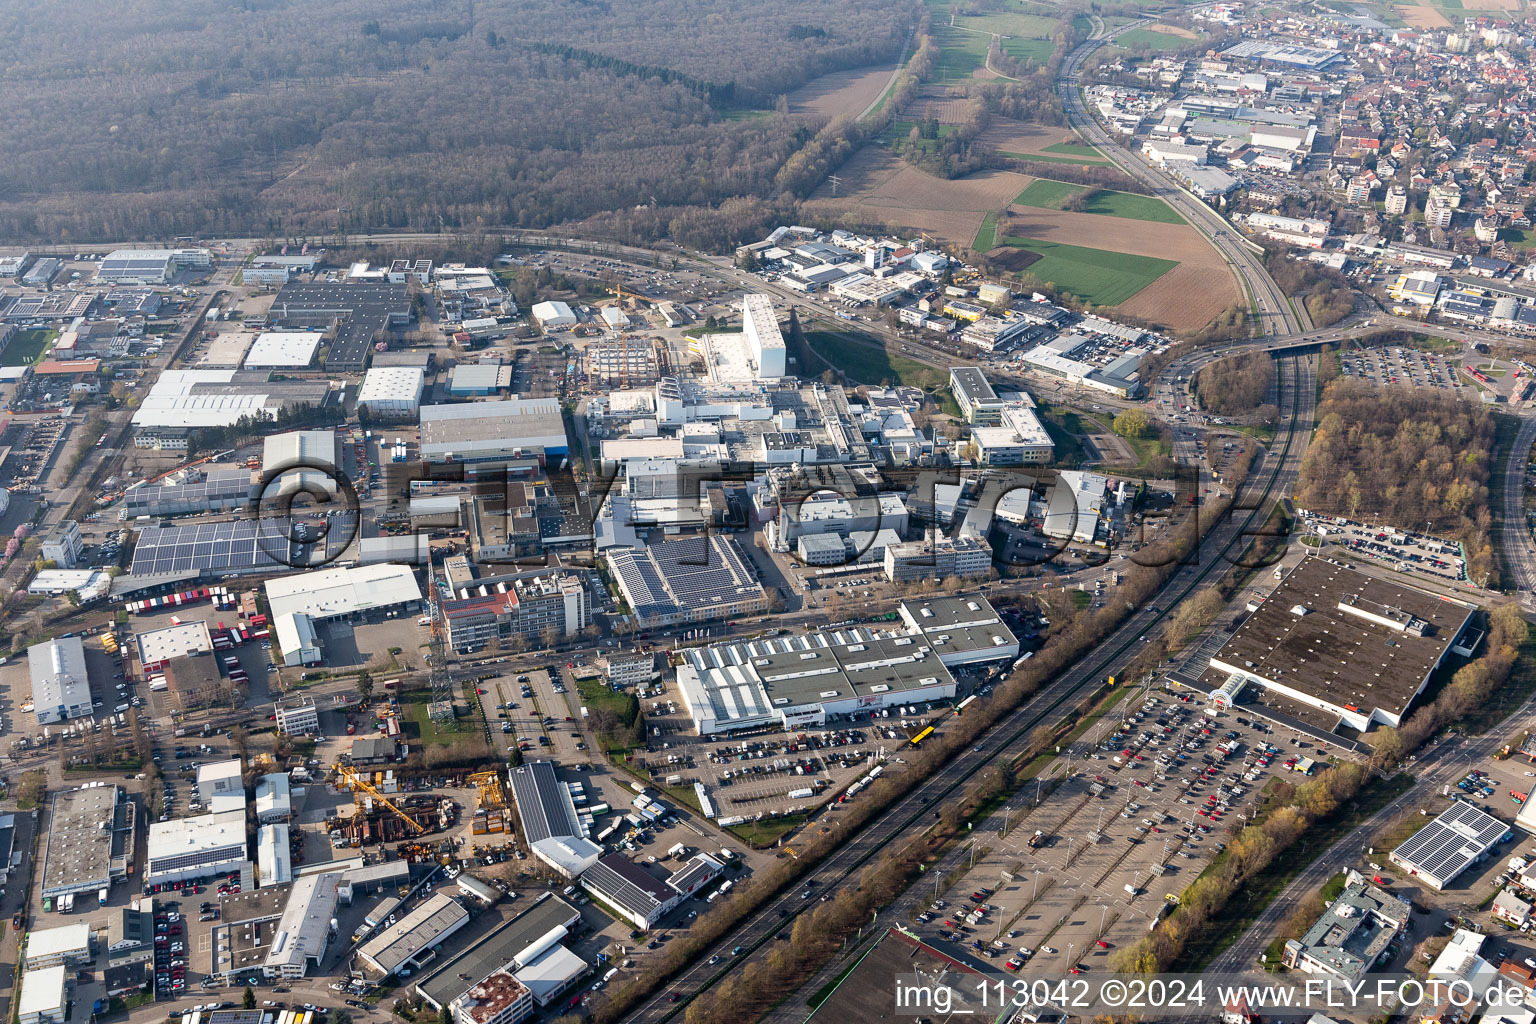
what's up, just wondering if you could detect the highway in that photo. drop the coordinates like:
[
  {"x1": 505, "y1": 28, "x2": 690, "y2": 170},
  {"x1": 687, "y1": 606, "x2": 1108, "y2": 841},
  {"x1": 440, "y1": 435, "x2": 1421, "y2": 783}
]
[{"x1": 618, "y1": 350, "x2": 1317, "y2": 1023}]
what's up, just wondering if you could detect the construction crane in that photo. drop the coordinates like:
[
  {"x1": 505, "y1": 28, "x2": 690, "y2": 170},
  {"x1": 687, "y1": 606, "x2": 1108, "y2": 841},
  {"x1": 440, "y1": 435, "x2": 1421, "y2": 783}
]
[
  {"x1": 467, "y1": 770, "x2": 507, "y2": 811},
  {"x1": 334, "y1": 764, "x2": 428, "y2": 835}
]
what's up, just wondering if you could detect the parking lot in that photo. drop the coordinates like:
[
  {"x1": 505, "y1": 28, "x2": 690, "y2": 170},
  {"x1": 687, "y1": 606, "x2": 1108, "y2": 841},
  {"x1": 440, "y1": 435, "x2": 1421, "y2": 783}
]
[
  {"x1": 1298, "y1": 510, "x2": 1471, "y2": 588},
  {"x1": 905, "y1": 691, "x2": 1309, "y2": 974},
  {"x1": 1339, "y1": 344, "x2": 1472, "y2": 395}
]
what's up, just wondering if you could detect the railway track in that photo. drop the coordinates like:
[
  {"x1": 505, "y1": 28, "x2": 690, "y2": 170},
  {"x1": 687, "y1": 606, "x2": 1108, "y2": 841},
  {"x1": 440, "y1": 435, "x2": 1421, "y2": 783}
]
[{"x1": 620, "y1": 351, "x2": 1317, "y2": 1023}]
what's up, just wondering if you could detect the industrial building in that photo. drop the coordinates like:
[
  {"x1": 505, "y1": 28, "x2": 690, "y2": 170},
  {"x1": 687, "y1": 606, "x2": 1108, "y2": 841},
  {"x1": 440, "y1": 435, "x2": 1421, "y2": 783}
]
[
  {"x1": 257, "y1": 824, "x2": 292, "y2": 887},
  {"x1": 41, "y1": 785, "x2": 135, "y2": 899},
  {"x1": 971, "y1": 398, "x2": 1053, "y2": 466},
  {"x1": 448, "y1": 363, "x2": 513, "y2": 396},
  {"x1": 358, "y1": 366, "x2": 426, "y2": 418},
  {"x1": 130, "y1": 370, "x2": 334, "y2": 450},
  {"x1": 951, "y1": 368, "x2": 1006, "y2": 425},
  {"x1": 256, "y1": 773, "x2": 293, "y2": 824},
  {"x1": 197, "y1": 759, "x2": 247, "y2": 814},
  {"x1": 163, "y1": 652, "x2": 241, "y2": 711},
  {"x1": 897, "y1": 597, "x2": 1020, "y2": 666},
  {"x1": 1206, "y1": 558, "x2": 1475, "y2": 731},
  {"x1": 450, "y1": 972, "x2": 534, "y2": 1024},
  {"x1": 358, "y1": 892, "x2": 471, "y2": 979},
  {"x1": 1281, "y1": 873, "x2": 1411, "y2": 982},
  {"x1": 136, "y1": 620, "x2": 215, "y2": 674},
  {"x1": 1042, "y1": 470, "x2": 1112, "y2": 545},
  {"x1": 579, "y1": 853, "x2": 724, "y2": 931},
  {"x1": 123, "y1": 467, "x2": 256, "y2": 517},
  {"x1": 1390, "y1": 802, "x2": 1511, "y2": 891},
  {"x1": 263, "y1": 430, "x2": 340, "y2": 501},
  {"x1": 530, "y1": 301, "x2": 576, "y2": 329},
  {"x1": 268, "y1": 281, "x2": 410, "y2": 373},
  {"x1": 604, "y1": 535, "x2": 769, "y2": 628},
  {"x1": 440, "y1": 573, "x2": 590, "y2": 654},
  {"x1": 244, "y1": 332, "x2": 323, "y2": 369},
  {"x1": 507, "y1": 761, "x2": 602, "y2": 878},
  {"x1": 23, "y1": 923, "x2": 92, "y2": 969},
  {"x1": 265, "y1": 563, "x2": 424, "y2": 667},
  {"x1": 30, "y1": 636, "x2": 93, "y2": 724},
  {"x1": 17, "y1": 965, "x2": 67, "y2": 1024},
  {"x1": 416, "y1": 896, "x2": 585, "y2": 1010},
  {"x1": 263, "y1": 870, "x2": 342, "y2": 978},
  {"x1": 419, "y1": 398, "x2": 569, "y2": 466},
  {"x1": 741, "y1": 294, "x2": 787, "y2": 378},
  {"x1": 676, "y1": 625, "x2": 958, "y2": 735},
  {"x1": 145, "y1": 810, "x2": 248, "y2": 884},
  {"x1": 96, "y1": 248, "x2": 212, "y2": 284}
]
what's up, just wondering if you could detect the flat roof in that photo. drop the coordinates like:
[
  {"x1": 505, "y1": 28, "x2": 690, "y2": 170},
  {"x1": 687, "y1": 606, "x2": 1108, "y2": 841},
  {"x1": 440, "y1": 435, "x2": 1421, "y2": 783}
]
[
  {"x1": 581, "y1": 855, "x2": 669, "y2": 918},
  {"x1": 359, "y1": 892, "x2": 470, "y2": 975},
  {"x1": 25, "y1": 922, "x2": 91, "y2": 961},
  {"x1": 245, "y1": 332, "x2": 321, "y2": 368},
  {"x1": 1209, "y1": 557, "x2": 1473, "y2": 719},
  {"x1": 414, "y1": 895, "x2": 580, "y2": 1008},
  {"x1": 605, "y1": 534, "x2": 766, "y2": 622},
  {"x1": 1392, "y1": 801, "x2": 1509, "y2": 886},
  {"x1": 507, "y1": 762, "x2": 583, "y2": 844},
  {"x1": 18, "y1": 964, "x2": 66, "y2": 1017},
  {"x1": 147, "y1": 809, "x2": 247, "y2": 863},
  {"x1": 950, "y1": 366, "x2": 999, "y2": 405},
  {"x1": 29, "y1": 635, "x2": 90, "y2": 717},
  {"x1": 418, "y1": 398, "x2": 568, "y2": 458},
  {"x1": 257, "y1": 824, "x2": 292, "y2": 887},
  {"x1": 41, "y1": 785, "x2": 123, "y2": 896},
  {"x1": 136, "y1": 621, "x2": 214, "y2": 665},
  {"x1": 359, "y1": 366, "x2": 425, "y2": 404},
  {"x1": 264, "y1": 870, "x2": 341, "y2": 972},
  {"x1": 455, "y1": 972, "x2": 532, "y2": 1024},
  {"x1": 265, "y1": 564, "x2": 422, "y2": 622},
  {"x1": 899, "y1": 597, "x2": 1019, "y2": 657}
]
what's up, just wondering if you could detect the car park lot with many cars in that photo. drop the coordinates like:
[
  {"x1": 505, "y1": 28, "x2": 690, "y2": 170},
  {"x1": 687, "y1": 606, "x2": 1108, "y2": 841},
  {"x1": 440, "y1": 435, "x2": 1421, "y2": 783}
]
[
  {"x1": 904, "y1": 692, "x2": 1306, "y2": 975},
  {"x1": 1298, "y1": 510, "x2": 1472, "y2": 589}
]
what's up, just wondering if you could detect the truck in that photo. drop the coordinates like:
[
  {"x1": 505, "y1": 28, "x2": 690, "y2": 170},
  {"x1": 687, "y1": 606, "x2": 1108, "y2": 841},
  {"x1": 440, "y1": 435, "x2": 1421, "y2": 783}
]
[
  {"x1": 98, "y1": 888, "x2": 108, "y2": 906},
  {"x1": 667, "y1": 843, "x2": 687, "y2": 860}
]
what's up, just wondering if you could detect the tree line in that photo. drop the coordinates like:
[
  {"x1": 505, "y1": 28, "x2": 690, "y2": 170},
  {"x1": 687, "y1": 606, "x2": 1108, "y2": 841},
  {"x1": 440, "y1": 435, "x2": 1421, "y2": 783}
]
[{"x1": 1194, "y1": 351, "x2": 1275, "y2": 418}]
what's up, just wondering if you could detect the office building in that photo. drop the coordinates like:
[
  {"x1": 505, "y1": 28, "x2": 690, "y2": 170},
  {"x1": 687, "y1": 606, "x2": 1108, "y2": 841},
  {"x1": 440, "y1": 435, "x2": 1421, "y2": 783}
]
[
  {"x1": 263, "y1": 871, "x2": 342, "y2": 979},
  {"x1": 273, "y1": 696, "x2": 320, "y2": 736},
  {"x1": 40, "y1": 521, "x2": 83, "y2": 569},
  {"x1": 1281, "y1": 875, "x2": 1412, "y2": 981},
  {"x1": 951, "y1": 368, "x2": 1006, "y2": 425}
]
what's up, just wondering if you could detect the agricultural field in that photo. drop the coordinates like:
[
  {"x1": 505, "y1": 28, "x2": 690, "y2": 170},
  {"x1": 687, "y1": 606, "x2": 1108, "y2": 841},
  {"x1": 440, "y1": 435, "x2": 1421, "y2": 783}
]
[
  {"x1": 995, "y1": 236, "x2": 1178, "y2": 306},
  {"x1": 924, "y1": 0, "x2": 1065, "y2": 79},
  {"x1": 803, "y1": 148, "x2": 1036, "y2": 247},
  {"x1": 803, "y1": 329, "x2": 959, "y2": 414},
  {"x1": 1013, "y1": 178, "x2": 1185, "y2": 224},
  {"x1": 1112, "y1": 25, "x2": 1205, "y2": 50},
  {"x1": 977, "y1": 117, "x2": 1113, "y2": 165},
  {"x1": 992, "y1": 206, "x2": 1240, "y2": 329},
  {"x1": 786, "y1": 64, "x2": 900, "y2": 121}
]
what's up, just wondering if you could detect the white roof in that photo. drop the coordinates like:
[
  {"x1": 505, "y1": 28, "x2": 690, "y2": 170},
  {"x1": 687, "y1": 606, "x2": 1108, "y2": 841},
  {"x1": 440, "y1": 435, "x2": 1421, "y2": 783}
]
[
  {"x1": 263, "y1": 430, "x2": 338, "y2": 471},
  {"x1": 26, "y1": 922, "x2": 91, "y2": 960},
  {"x1": 265, "y1": 870, "x2": 341, "y2": 972},
  {"x1": 197, "y1": 758, "x2": 242, "y2": 786},
  {"x1": 418, "y1": 398, "x2": 567, "y2": 457},
  {"x1": 257, "y1": 824, "x2": 293, "y2": 887},
  {"x1": 530, "y1": 837, "x2": 603, "y2": 877},
  {"x1": 532, "y1": 300, "x2": 575, "y2": 324},
  {"x1": 147, "y1": 809, "x2": 247, "y2": 862},
  {"x1": 358, "y1": 367, "x2": 425, "y2": 405},
  {"x1": 28, "y1": 636, "x2": 90, "y2": 714},
  {"x1": 265, "y1": 563, "x2": 422, "y2": 622},
  {"x1": 514, "y1": 943, "x2": 590, "y2": 1000},
  {"x1": 244, "y1": 332, "x2": 322, "y2": 368},
  {"x1": 131, "y1": 369, "x2": 274, "y2": 429},
  {"x1": 135, "y1": 621, "x2": 214, "y2": 665},
  {"x1": 256, "y1": 773, "x2": 292, "y2": 818},
  {"x1": 18, "y1": 964, "x2": 66, "y2": 1018}
]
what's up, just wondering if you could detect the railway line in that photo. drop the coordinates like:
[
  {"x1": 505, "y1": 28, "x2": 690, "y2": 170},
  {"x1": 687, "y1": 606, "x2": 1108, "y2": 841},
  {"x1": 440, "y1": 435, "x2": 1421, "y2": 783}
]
[{"x1": 621, "y1": 351, "x2": 1317, "y2": 1023}]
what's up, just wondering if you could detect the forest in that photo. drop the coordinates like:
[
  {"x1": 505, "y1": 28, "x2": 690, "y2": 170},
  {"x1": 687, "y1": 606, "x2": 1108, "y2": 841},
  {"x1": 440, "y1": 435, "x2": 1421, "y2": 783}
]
[
  {"x1": 0, "y1": 0, "x2": 917, "y2": 242},
  {"x1": 1193, "y1": 351, "x2": 1276, "y2": 418},
  {"x1": 1296, "y1": 379, "x2": 1496, "y2": 583}
]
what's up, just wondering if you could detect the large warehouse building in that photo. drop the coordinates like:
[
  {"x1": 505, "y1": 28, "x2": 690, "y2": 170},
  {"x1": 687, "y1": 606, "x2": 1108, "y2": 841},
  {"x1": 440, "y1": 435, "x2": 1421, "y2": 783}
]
[
  {"x1": 358, "y1": 367, "x2": 426, "y2": 418},
  {"x1": 1205, "y1": 558, "x2": 1476, "y2": 731},
  {"x1": 419, "y1": 398, "x2": 569, "y2": 467},
  {"x1": 145, "y1": 809, "x2": 248, "y2": 884},
  {"x1": 41, "y1": 785, "x2": 136, "y2": 899},
  {"x1": 96, "y1": 248, "x2": 211, "y2": 285},
  {"x1": 741, "y1": 294, "x2": 787, "y2": 379},
  {"x1": 507, "y1": 761, "x2": 602, "y2": 878},
  {"x1": 358, "y1": 892, "x2": 471, "y2": 979},
  {"x1": 30, "y1": 636, "x2": 93, "y2": 725},
  {"x1": 605, "y1": 534, "x2": 769, "y2": 629},
  {"x1": 265, "y1": 564, "x2": 423, "y2": 667},
  {"x1": 416, "y1": 894, "x2": 586, "y2": 1012}
]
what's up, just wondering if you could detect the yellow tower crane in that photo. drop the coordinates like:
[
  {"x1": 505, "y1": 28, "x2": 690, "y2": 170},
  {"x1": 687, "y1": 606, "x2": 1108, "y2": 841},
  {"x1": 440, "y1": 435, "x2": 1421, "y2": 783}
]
[
  {"x1": 467, "y1": 770, "x2": 507, "y2": 811},
  {"x1": 333, "y1": 764, "x2": 428, "y2": 835}
]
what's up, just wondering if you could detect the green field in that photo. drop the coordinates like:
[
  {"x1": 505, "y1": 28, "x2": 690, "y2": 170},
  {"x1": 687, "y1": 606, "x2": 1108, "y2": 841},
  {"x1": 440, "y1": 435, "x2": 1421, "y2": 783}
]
[
  {"x1": 1, "y1": 329, "x2": 56, "y2": 366},
  {"x1": 973, "y1": 212, "x2": 999, "y2": 252},
  {"x1": 1014, "y1": 178, "x2": 1083, "y2": 208},
  {"x1": 1113, "y1": 27, "x2": 1205, "y2": 50},
  {"x1": 1042, "y1": 141, "x2": 1104, "y2": 158},
  {"x1": 883, "y1": 119, "x2": 961, "y2": 155},
  {"x1": 926, "y1": 0, "x2": 1063, "y2": 78},
  {"x1": 1014, "y1": 179, "x2": 1185, "y2": 224},
  {"x1": 1001, "y1": 236, "x2": 1178, "y2": 305},
  {"x1": 805, "y1": 329, "x2": 960, "y2": 415},
  {"x1": 999, "y1": 150, "x2": 1111, "y2": 166},
  {"x1": 1500, "y1": 227, "x2": 1535, "y2": 246}
]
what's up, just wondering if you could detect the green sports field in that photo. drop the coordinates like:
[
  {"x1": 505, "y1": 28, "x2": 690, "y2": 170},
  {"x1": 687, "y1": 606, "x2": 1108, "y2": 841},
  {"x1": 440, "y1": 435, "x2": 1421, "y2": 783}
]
[{"x1": 1001, "y1": 236, "x2": 1178, "y2": 305}]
